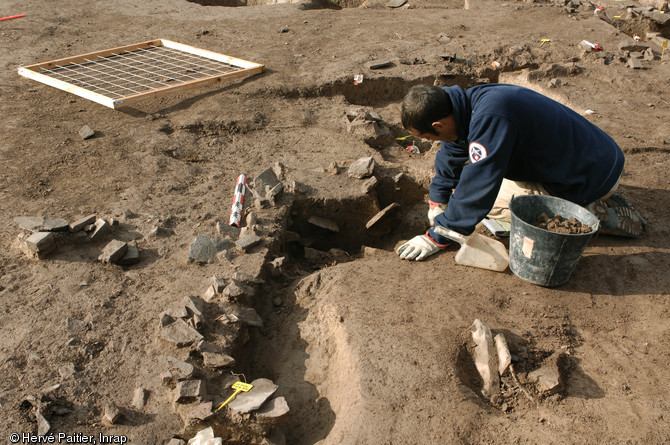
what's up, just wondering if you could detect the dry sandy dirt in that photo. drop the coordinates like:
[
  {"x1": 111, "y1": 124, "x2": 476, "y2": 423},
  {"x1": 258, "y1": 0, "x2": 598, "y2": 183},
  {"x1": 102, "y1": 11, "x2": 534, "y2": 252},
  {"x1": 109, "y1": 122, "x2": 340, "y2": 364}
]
[{"x1": 1, "y1": 0, "x2": 670, "y2": 443}]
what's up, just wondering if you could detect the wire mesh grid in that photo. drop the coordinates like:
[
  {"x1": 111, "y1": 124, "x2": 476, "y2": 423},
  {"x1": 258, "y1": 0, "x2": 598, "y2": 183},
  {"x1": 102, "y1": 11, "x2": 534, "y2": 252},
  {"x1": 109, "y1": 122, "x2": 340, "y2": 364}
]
[{"x1": 39, "y1": 45, "x2": 243, "y2": 99}]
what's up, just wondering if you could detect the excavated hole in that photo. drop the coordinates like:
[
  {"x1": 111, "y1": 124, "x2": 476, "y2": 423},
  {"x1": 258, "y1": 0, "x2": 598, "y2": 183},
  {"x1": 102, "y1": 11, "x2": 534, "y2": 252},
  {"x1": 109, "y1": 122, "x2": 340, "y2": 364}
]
[{"x1": 286, "y1": 176, "x2": 428, "y2": 263}]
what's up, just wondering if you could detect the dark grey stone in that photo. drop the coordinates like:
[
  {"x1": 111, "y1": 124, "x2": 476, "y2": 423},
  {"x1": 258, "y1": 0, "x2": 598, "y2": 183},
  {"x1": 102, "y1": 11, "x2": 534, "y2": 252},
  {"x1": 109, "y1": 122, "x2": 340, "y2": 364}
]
[{"x1": 15, "y1": 216, "x2": 69, "y2": 232}]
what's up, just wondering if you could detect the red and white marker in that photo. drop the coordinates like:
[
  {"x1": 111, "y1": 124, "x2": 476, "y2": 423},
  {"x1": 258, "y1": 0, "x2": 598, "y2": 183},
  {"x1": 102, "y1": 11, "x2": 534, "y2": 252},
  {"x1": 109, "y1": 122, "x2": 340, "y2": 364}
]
[{"x1": 229, "y1": 174, "x2": 247, "y2": 227}]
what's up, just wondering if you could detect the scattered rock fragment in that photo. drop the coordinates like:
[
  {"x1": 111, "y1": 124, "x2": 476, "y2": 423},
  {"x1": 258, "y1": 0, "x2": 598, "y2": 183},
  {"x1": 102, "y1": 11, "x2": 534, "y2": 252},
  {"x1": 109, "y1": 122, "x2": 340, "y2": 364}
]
[
  {"x1": 25, "y1": 232, "x2": 56, "y2": 256},
  {"x1": 212, "y1": 275, "x2": 227, "y2": 293},
  {"x1": 202, "y1": 285, "x2": 217, "y2": 301},
  {"x1": 436, "y1": 33, "x2": 451, "y2": 43},
  {"x1": 159, "y1": 318, "x2": 204, "y2": 347},
  {"x1": 268, "y1": 256, "x2": 286, "y2": 278},
  {"x1": 471, "y1": 319, "x2": 500, "y2": 398},
  {"x1": 103, "y1": 401, "x2": 122, "y2": 425},
  {"x1": 66, "y1": 317, "x2": 88, "y2": 333},
  {"x1": 361, "y1": 176, "x2": 378, "y2": 194},
  {"x1": 223, "y1": 280, "x2": 247, "y2": 300},
  {"x1": 59, "y1": 362, "x2": 76, "y2": 380},
  {"x1": 132, "y1": 387, "x2": 148, "y2": 410},
  {"x1": 386, "y1": 0, "x2": 407, "y2": 7},
  {"x1": 168, "y1": 357, "x2": 195, "y2": 380},
  {"x1": 180, "y1": 401, "x2": 215, "y2": 425},
  {"x1": 79, "y1": 125, "x2": 96, "y2": 140},
  {"x1": 627, "y1": 58, "x2": 643, "y2": 69},
  {"x1": 227, "y1": 378, "x2": 278, "y2": 414},
  {"x1": 367, "y1": 59, "x2": 393, "y2": 70},
  {"x1": 36, "y1": 408, "x2": 51, "y2": 436},
  {"x1": 98, "y1": 240, "x2": 128, "y2": 264},
  {"x1": 528, "y1": 352, "x2": 567, "y2": 395},
  {"x1": 89, "y1": 218, "x2": 110, "y2": 240},
  {"x1": 183, "y1": 295, "x2": 205, "y2": 317},
  {"x1": 174, "y1": 379, "x2": 205, "y2": 403},
  {"x1": 231, "y1": 306, "x2": 264, "y2": 327},
  {"x1": 69, "y1": 214, "x2": 96, "y2": 232},
  {"x1": 116, "y1": 244, "x2": 140, "y2": 266},
  {"x1": 494, "y1": 334, "x2": 512, "y2": 376},
  {"x1": 347, "y1": 156, "x2": 376, "y2": 179},
  {"x1": 202, "y1": 352, "x2": 235, "y2": 368},
  {"x1": 236, "y1": 234, "x2": 262, "y2": 252},
  {"x1": 167, "y1": 439, "x2": 186, "y2": 445}
]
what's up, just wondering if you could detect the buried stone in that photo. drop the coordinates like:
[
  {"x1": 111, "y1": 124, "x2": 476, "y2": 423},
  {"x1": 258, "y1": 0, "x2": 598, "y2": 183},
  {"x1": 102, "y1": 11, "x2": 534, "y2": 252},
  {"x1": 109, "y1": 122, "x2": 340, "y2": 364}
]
[{"x1": 227, "y1": 378, "x2": 278, "y2": 414}]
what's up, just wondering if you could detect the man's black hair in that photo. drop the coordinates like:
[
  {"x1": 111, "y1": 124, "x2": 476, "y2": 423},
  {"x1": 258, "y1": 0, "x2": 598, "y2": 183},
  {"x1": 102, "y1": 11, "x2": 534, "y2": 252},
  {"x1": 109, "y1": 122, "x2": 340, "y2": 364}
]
[{"x1": 401, "y1": 85, "x2": 453, "y2": 135}]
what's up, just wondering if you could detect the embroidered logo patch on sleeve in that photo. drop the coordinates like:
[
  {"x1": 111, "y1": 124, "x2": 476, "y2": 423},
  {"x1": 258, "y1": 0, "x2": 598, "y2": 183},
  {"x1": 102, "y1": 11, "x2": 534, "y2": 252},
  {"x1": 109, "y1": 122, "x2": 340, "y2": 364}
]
[{"x1": 469, "y1": 142, "x2": 488, "y2": 163}]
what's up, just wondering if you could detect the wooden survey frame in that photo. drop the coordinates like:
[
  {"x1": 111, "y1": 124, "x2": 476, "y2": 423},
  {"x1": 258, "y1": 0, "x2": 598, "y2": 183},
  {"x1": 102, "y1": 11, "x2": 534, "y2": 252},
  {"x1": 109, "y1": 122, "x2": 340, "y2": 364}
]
[{"x1": 17, "y1": 39, "x2": 265, "y2": 109}]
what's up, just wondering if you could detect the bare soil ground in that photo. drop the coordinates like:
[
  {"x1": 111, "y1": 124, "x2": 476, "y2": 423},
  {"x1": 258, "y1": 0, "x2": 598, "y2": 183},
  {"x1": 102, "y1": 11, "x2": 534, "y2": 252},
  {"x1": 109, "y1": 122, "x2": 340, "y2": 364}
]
[{"x1": 1, "y1": 0, "x2": 670, "y2": 443}]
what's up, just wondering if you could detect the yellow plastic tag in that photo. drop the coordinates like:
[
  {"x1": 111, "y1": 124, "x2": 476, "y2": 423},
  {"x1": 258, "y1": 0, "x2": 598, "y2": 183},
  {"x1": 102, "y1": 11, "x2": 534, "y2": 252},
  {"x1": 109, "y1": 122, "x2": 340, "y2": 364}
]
[{"x1": 232, "y1": 382, "x2": 253, "y2": 391}]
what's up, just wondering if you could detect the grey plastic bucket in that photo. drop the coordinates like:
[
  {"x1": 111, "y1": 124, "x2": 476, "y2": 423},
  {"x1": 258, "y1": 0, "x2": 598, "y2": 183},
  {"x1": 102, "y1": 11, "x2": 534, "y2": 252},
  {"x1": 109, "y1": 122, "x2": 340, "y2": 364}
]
[{"x1": 509, "y1": 195, "x2": 599, "y2": 287}]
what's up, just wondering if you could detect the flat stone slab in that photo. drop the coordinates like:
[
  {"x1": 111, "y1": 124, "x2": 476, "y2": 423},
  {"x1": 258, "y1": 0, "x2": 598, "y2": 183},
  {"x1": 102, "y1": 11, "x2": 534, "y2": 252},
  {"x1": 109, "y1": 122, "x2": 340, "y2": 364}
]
[
  {"x1": 89, "y1": 218, "x2": 110, "y2": 240},
  {"x1": 69, "y1": 214, "x2": 96, "y2": 232},
  {"x1": 367, "y1": 59, "x2": 393, "y2": 70},
  {"x1": 159, "y1": 318, "x2": 203, "y2": 347},
  {"x1": 227, "y1": 378, "x2": 278, "y2": 414},
  {"x1": 168, "y1": 356, "x2": 195, "y2": 380},
  {"x1": 308, "y1": 216, "x2": 339, "y2": 232},
  {"x1": 25, "y1": 232, "x2": 56, "y2": 254},
  {"x1": 174, "y1": 379, "x2": 204, "y2": 403},
  {"x1": 98, "y1": 240, "x2": 128, "y2": 264},
  {"x1": 387, "y1": 0, "x2": 407, "y2": 7},
  {"x1": 366, "y1": 203, "x2": 400, "y2": 229},
  {"x1": 180, "y1": 401, "x2": 214, "y2": 423},
  {"x1": 15, "y1": 216, "x2": 69, "y2": 232},
  {"x1": 231, "y1": 307, "x2": 264, "y2": 327},
  {"x1": 236, "y1": 234, "x2": 262, "y2": 252}
]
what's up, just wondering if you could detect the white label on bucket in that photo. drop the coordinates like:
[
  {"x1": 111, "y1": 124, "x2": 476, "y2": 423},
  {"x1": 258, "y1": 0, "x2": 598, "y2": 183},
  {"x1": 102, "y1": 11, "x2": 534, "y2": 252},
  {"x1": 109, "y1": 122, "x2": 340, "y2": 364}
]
[{"x1": 522, "y1": 236, "x2": 534, "y2": 258}]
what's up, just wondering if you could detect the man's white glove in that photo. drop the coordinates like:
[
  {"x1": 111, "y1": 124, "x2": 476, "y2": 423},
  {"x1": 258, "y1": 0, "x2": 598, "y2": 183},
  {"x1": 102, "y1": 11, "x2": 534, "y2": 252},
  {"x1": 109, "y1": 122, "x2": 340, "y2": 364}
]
[
  {"x1": 428, "y1": 200, "x2": 448, "y2": 226},
  {"x1": 397, "y1": 232, "x2": 447, "y2": 261}
]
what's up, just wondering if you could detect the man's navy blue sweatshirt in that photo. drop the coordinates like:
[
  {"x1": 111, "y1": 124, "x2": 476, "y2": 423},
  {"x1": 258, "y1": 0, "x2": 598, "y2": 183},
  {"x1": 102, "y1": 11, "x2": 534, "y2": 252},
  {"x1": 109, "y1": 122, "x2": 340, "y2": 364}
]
[{"x1": 429, "y1": 84, "x2": 624, "y2": 241}]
